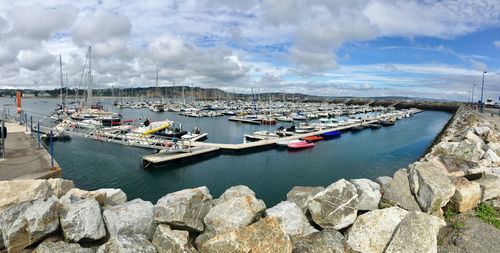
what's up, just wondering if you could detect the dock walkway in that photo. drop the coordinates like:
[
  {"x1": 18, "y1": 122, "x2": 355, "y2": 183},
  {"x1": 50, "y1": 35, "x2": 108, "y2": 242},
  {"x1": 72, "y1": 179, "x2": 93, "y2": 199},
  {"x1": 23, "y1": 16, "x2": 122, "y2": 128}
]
[{"x1": 0, "y1": 122, "x2": 60, "y2": 180}]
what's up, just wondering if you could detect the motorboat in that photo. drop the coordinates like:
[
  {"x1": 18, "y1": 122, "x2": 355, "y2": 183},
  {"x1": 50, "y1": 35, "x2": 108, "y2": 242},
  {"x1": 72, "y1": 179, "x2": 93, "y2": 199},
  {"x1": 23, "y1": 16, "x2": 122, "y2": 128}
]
[
  {"x1": 295, "y1": 123, "x2": 315, "y2": 133},
  {"x1": 321, "y1": 130, "x2": 341, "y2": 139},
  {"x1": 380, "y1": 118, "x2": 396, "y2": 126},
  {"x1": 303, "y1": 135, "x2": 323, "y2": 142},
  {"x1": 244, "y1": 130, "x2": 280, "y2": 141},
  {"x1": 288, "y1": 141, "x2": 315, "y2": 149},
  {"x1": 276, "y1": 139, "x2": 302, "y2": 147},
  {"x1": 277, "y1": 116, "x2": 293, "y2": 122}
]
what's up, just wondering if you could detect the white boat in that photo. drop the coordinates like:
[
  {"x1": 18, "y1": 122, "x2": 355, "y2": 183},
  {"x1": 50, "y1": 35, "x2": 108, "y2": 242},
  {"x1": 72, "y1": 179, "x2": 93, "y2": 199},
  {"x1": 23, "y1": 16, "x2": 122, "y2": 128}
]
[
  {"x1": 244, "y1": 130, "x2": 280, "y2": 141},
  {"x1": 277, "y1": 116, "x2": 293, "y2": 122},
  {"x1": 276, "y1": 139, "x2": 302, "y2": 147},
  {"x1": 295, "y1": 123, "x2": 315, "y2": 133}
]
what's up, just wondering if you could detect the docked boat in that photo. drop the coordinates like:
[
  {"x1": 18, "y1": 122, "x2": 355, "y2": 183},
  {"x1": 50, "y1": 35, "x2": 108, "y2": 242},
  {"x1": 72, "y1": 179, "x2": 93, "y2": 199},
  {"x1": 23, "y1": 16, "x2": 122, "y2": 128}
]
[
  {"x1": 262, "y1": 118, "x2": 277, "y2": 125},
  {"x1": 244, "y1": 130, "x2": 280, "y2": 141},
  {"x1": 288, "y1": 141, "x2": 315, "y2": 149},
  {"x1": 368, "y1": 123, "x2": 382, "y2": 129},
  {"x1": 303, "y1": 135, "x2": 323, "y2": 142},
  {"x1": 277, "y1": 116, "x2": 293, "y2": 122},
  {"x1": 380, "y1": 118, "x2": 396, "y2": 126},
  {"x1": 295, "y1": 123, "x2": 315, "y2": 133},
  {"x1": 351, "y1": 125, "x2": 364, "y2": 131},
  {"x1": 276, "y1": 139, "x2": 302, "y2": 147},
  {"x1": 320, "y1": 130, "x2": 341, "y2": 139}
]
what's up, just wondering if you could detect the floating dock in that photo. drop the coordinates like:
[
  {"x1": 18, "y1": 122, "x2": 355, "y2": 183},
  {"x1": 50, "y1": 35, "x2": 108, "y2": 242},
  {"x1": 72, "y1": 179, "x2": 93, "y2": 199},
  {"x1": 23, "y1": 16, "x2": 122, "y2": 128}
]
[
  {"x1": 228, "y1": 117, "x2": 262, "y2": 125},
  {"x1": 142, "y1": 145, "x2": 220, "y2": 168}
]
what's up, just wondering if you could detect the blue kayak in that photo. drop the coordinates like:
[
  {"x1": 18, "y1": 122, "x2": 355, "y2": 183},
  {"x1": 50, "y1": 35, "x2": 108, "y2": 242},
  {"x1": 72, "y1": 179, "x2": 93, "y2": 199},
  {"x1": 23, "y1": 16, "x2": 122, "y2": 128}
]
[{"x1": 320, "y1": 131, "x2": 341, "y2": 139}]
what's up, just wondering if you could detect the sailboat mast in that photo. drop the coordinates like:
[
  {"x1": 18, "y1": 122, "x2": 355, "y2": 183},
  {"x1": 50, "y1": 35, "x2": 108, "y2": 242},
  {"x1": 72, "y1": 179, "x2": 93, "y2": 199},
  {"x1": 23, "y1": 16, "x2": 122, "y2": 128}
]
[
  {"x1": 87, "y1": 46, "x2": 93, "y2": 107},
  {"x1": 155, "y1": 66, "x2": 159, "y2": 98},
  {"x1": 59, "y1": 54, "x2": 64, "y2": 105}
]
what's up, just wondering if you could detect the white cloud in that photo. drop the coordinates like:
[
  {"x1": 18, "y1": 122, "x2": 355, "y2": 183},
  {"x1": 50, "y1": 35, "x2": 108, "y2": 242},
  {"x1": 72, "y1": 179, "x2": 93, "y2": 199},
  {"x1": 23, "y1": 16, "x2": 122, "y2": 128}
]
[{"x1": 495, "y1": 41, "x2": 500, "y2": 48}]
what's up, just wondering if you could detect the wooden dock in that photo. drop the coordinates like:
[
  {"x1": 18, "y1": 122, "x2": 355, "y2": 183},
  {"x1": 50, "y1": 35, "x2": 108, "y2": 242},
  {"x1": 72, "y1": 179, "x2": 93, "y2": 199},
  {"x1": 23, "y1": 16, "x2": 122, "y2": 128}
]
[{"x1": 142, "y1": 146, "x2": 220, "y2": 168}]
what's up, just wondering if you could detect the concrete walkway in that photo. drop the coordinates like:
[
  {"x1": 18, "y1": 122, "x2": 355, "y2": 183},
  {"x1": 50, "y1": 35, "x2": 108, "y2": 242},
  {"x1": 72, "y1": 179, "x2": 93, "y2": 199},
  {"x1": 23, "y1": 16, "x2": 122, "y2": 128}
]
[
  {"x1": 0, "y1": 122, "x2": 60, "y2": 180},
  {"x1": 475, "y1": 108, "x2": 500, "y2": 129}
]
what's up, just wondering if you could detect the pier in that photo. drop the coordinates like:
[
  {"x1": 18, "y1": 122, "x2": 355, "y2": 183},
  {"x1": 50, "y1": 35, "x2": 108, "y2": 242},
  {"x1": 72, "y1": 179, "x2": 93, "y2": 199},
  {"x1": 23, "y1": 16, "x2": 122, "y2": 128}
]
[
  {"x1": 0, "y1": 122, "x2": 61, "y2": 180},
  {"x1": 142, "y1": 146, "x2": 220, "y2": 167}
]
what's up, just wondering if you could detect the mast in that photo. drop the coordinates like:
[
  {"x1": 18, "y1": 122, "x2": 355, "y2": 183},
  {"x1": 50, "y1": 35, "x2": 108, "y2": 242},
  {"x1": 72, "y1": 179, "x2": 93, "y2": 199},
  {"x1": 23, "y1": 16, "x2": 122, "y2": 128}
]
[
  {"x1": 86, "y1": 46, "x2": 93, "y2": 107},
  {"x1": 155, "y1": 66, "x2": 159, "y2": 98},
  {"x1": 59, "y1": 54, "x2": 64, "y2": 105}
]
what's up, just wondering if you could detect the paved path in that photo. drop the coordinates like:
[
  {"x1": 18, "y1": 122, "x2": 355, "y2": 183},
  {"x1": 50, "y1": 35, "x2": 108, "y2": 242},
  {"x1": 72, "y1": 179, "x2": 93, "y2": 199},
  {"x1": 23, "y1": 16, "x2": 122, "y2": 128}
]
[
  {"x1": 475, "y1": 108, "x2": 500, "y2": 129},
  {"x1": 0, "y1": 122, "x2": 60, "y2": 180}
]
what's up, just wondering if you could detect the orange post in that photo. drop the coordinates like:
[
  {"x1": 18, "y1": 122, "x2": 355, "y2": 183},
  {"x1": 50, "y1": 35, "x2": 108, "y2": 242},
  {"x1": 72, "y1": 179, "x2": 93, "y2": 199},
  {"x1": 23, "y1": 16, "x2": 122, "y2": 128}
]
[{"x1": 16, "y1": 91, "x2": 22, "y2": 113}]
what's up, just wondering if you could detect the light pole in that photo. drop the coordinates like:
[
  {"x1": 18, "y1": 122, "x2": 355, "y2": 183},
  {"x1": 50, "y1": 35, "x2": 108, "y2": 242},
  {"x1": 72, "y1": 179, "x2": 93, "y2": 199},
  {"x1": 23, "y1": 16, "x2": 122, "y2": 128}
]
[
  {"x1": 480, "y1": 71, "x2": 487, "y2": 112},
  {"x1": 471, "y1": 83, "x2": 476, "y2": 108}
]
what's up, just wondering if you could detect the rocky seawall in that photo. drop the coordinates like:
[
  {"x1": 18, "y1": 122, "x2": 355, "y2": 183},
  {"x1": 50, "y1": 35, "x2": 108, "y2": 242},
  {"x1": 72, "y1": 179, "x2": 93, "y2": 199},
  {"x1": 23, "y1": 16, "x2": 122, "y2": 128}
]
[{"x1": 0, "y1": 107, "x2": 499, "y2": 253}]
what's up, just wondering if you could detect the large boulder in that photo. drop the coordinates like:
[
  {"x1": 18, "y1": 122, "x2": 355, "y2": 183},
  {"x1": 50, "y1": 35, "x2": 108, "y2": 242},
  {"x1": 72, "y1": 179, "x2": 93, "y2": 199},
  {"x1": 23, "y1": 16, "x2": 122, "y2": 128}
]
[
  {"x1": 346, "y1": 206, "x2": 408, "y2": 253},
  {"x1": 199, "y1": 217, "x2": 292, "y2": 253},
  {"x1": 1, "y1": 197, "x2": 59, "y2": 252},
  {"x1": 47, "y1": 179, "x2": 75, "y2": 198},
  {"x1": 0, "y1": 180, "x2": 53, "y2": 211},
  {"x1": 152, "y1": 224, "x2": 197, "y2": 253},
  {"x1": 449, "y1": 177, "x2": 481, "y2": 212},
  {"x1": 483, "y1": 149, "x2": 500, "y2": 164},
  {"x1": 375, "y1": 176, "x2": 392, "y2": 192},
  {"x1": 213, "y1": 185, "x2": 255, "y2": 205},
  {"x1": 408, "y1": 161, "x2": 456, "y2": 213},
  {"x1": 62, "y1": 188, "x2": 107, "y2": 206},
  {"x1": 59, "y1": 197, "x2": 106, "y2": 242},
  {"x1": 96, "y1": 235, "x2": 157, "y2": 253},
  {"x1": 349, "y1": 179, "x2": 381, "y2": 211},
  {"x1": 380, "y1": 169, "x2": 421, "y2": 211},
  {"x1": 385, "y1": 211, "x2": 446, "y2": 253},
  {"x1": 454, "y1": 139, "x2": 485, "y2": 163},
  {"x1": 93, "y1": 188, "x2": 127, "y2": 207},
  {"x1": 35, "y1": 241, "x2": 95, "y2": 253},
  {"x1": 265, "y1": 201, "x2": 317, "y2": 239},
  {"x1": 292, "y1": 229, "x2": 351, "y2": 253},
  {"x1": 103, "y1": 199, "x2": 155, "y2": 240},
  {"x1": 308, "y1": 179, "x2": 359, "y2": 230},
  {"x1": 475, "y1": 172, "x2": 500, "y2": 201},
  {"x1": 153, "y1": 187, "x2": 212, "y2": 232},
  {"x1": 196, "y1": 195, "x2": 265, "y2": 246},
  {"x1": 286, "y1": 186, "x2": 324, "y2": 214},
  {"x1": 474, "y1": 126, "x2": 491, "y2": 137},
  {"x1": 438, "y1": 217, "x2": 500, "y2": 253}
]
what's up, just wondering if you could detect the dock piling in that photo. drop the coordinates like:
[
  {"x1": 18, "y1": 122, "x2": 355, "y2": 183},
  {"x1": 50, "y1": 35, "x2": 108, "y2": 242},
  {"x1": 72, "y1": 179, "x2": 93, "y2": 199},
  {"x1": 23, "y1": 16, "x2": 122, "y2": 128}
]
[{"x1": 30, "y1": 116, "x2": 33, "y2": 137}]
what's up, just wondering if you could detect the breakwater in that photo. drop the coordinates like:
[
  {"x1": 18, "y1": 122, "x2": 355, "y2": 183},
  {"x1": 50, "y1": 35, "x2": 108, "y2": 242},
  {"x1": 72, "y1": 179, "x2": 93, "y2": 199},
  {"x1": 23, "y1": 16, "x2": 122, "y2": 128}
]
[{"x1": 0, "y1": 106, "x2": 499, "y2": 252}]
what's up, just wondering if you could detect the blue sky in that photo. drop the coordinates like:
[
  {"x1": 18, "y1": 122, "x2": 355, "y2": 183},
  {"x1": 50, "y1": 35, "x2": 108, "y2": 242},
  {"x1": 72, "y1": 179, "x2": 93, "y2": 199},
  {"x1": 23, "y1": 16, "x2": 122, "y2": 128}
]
[{"x1": 0, "y1": 0, "x2": 499, "y2": 101}]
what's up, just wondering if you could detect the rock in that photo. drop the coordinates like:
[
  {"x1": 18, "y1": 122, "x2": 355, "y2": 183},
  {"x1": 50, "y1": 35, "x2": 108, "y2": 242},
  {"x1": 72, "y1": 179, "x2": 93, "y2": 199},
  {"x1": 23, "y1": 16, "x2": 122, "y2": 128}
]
[
  {"x1": 286, "y1": 186, "x2": 324, "y2": 214},
  {"x1": 97, "y1": 235, "x2": 157, "y2": 253},
  {"x1": 483, "y1": 149, "x2": 500, "y2": 163},
  {"x1": 93, "y1": 188, "x2": 127, "y2": 207},
  {"x1": 0, "y1": 180, "x2": 53, "y2": 211},
  {"x1": 103, "y1": 199, "x2": 155, "y2": 240},
  {"x1": 346, "y1": 206, "x2": 408, "y2": 253},
  {"x1": 213, "y1": 185, "x2": 255, "y2": 205},
  {"x1": 438, "y1": 217, "x2": 500, "y2": 253},
  {"x1": 1, "y1": 197, "x2": 59, "y2": 252},
  {"x1": 380, "y1": 169, "x2": 421, "y2": 211},
  {"x1": 153, "y1": 186, "x2": 212, "y2": 232},
  {"x1": 449, "y1": 177, "x2": 481, "y2": 212},
  {"x1": 485, "y1": 130, "x2": 500, "y2": 143},
  {"x1": 385, "y1": 211, "x2": 446, "y2": 253},
  {"x1": 454, "y1": 139, "x2": 485, "y2": 163},
  {"x1": 474, "y1": 126, "x2": 491, "y2": 137},
  {"x1": 265, "y1": 201, "x2": 317, "y2": 238},
  {"x1": 47, "y1": 178, "x2": 75, "y2": 198},
  {"x1": 308, "y1": 179, "x2": 358, "y2": 230},
  {"x1": 197, "y1": 195, "x2": 266, "y2": 245},
  {"x1": 35, "y1": 241, "x2": 95, "y2": 253},
  {"x1": 62, "y1": 188, "x2": 107, "y2": 206},
  {"x1": 350, "y1": 179, "x2": 381, "y2": 211},
  {"x1": 375, "y1": 176, "x2": 392, "y2": 192},
  {"x1": 59, "y1": 198, "x2": 106, "y2": 242},
  {"x1": 408, "y1": 161, "x2": 456, "y2": 213},
  {"x1": 475, "y1": 172, "x2": 500, "y2": 201},
  {"x1": 199, "y1": 217, "x2": 292, "y2": 253},
  {"x1": 485, "y1": 143, "x2": 500, "y2": 156},
  {"x1": 292, "y1": 229, "x2": 351, "y2": 253},
  {"x1": 152, "y1": 224, "x2": 197, "y2": 253}
]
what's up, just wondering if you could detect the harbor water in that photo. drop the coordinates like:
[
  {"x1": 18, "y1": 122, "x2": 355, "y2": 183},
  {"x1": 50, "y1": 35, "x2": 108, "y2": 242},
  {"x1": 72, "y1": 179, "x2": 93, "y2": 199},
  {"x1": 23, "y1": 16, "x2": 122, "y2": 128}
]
[{"x1": 2, "y1": 98, "x2": 452, "y2": 206}]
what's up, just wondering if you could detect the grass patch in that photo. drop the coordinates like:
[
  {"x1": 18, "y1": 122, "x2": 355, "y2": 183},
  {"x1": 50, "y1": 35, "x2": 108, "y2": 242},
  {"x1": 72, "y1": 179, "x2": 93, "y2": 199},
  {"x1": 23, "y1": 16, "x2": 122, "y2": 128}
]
[
  {"x1": 443, "y1": 207, "x2": 465, "y2": 229},
  {"x1": 476, "y1": 203, "x2": 500, "y2": 229}
]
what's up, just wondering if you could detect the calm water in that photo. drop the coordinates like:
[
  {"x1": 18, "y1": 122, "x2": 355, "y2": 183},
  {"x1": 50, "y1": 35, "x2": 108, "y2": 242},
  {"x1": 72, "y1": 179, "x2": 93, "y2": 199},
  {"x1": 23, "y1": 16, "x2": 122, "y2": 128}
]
[{"x1": 2, "y1": 98, "x2": 452, "y2": 206}]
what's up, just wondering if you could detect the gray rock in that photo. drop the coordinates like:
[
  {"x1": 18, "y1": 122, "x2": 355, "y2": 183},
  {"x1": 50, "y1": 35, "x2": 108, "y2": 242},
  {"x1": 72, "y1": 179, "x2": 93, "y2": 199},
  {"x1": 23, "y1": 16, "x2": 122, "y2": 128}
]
[
  {"x1": 449, "y1": 177, "x2": 481, "y2": 212},
  {"x1": 375, "y1": 176, "x2": 392, "y2": 192},
  {"x1": 308, "y1": 179, "x2": 359, "y2": 230},
  {"x1": 483, "y1": 149, "x2": 500, "y2": 163},
  {"x1": 60, "y1": 198, "x2": 106, "y2": 242},
  {"x1": 454, "y1": 139, "x2": 485, "y2": 163},
  {"x1": 346, "y1": 206, "x2": 408, "y2": 253},
  {"x1": 152, "y1": 224, "x2": 197, "y2": 253},
  {"x1": 197, "y1": 194, "x2": 266, "y2": 246},
  {"x1": 47, "y1": 178, "x2": 75, "y2": 198},
  {"x1": 292, "y1": 229, "x2": 351, "y2": 253},
  {"x1": 96, "y1": 235, "x2": 157, "y2": 253},
  {"x1": 380, "y1": 169, "x2": 421, "y2": 211},
  {"x1": 475, "y1": 172, "x2": 500, "y2": 201},
  {"x1": 35, "y1": 241, "x2": 95, "y2": 253},
  {"x1": 199, "y1": 217, "x2": 292, "y2": 253},
  {"x1": 103, "y1": 199, "x2": 155, "y2": 240},
  {"x1": 213, "y1": 185, "x2": 255, "y2": 205},
  {"x1": 350, "y1": 178, "x2": 381, "y2": 211},
  {"x1": 153, "y1": 187, "x2": 212, "y2": 232},
  {"x1": 1, "y1": 197, "x2": 59, "y2": 252},
  {"x1": 61, "y1": 188, "x2": 107, "y2": 206},
  {"x1": 0, "y1": 180, "x2": 53, "y2": 212},
  {"x1": 438, "y1": 217, "x2": 500, "y2": 253},
  {"x1": 408, "y1": 161, "x2": 456, "y2": 213},
  {"x1": 265, "y1": 201, "x2": 317, "y2": 239},
  {"x1": 286, "y1": 186, "x2": 324, "y2": 214},
  {"x1": 93, "y1": 188, "x2": 127, "y2": 207},
  {"x1": 474, "y1": 126, "x2": 490, "y2": 137},
  {"x1": 385, "y1": 211, "x2": 446, "y2": 253}
]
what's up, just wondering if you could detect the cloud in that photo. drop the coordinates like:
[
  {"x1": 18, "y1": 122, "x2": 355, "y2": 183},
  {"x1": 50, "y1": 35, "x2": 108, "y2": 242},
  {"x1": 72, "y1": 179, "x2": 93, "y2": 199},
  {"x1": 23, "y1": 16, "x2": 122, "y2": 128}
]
[
  {"x1": 17, "y1": 49, "x2": 56, "y2": 71},
  {"x1": 495, "y1": 41, "x2": 500, "y2": 48}
]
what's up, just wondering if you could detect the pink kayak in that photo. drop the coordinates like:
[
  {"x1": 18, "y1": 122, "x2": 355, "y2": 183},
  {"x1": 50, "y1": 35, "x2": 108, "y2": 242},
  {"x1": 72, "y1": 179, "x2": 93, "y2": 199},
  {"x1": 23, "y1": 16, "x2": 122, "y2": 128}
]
[{"x1": 288, "y1": 141, "x2": 315, "y2": 149}]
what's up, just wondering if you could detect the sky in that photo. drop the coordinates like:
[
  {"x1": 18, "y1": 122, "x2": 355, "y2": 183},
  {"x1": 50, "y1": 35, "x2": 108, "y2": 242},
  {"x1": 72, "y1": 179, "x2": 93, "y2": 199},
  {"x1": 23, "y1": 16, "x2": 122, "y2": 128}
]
[{"x1": 0, "y1": 0, "x2": 499, "y2": 101}]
